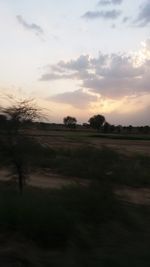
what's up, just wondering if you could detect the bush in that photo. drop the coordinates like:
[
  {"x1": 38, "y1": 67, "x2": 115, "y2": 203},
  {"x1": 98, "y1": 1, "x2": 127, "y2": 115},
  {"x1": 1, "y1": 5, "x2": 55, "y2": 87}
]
[
  {"x1": 35, "y1": 146, "x2": 150, "y2": 187},
  {"x1": 0, "y1": 181, "x2": 120, "y2": 248}
]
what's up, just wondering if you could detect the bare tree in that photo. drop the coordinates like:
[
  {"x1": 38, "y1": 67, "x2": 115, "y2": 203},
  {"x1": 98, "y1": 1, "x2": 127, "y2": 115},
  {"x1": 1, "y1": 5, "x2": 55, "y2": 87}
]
[{"x1": 0, "y1": 97, "x2": 43, "y2": 193}]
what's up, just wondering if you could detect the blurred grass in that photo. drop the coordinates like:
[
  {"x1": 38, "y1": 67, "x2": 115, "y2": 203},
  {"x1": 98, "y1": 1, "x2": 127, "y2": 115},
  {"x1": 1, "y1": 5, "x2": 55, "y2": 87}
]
[
  {"x1": 90, "y1": 133, "x2": 150, "y2": 141},
  {"x1": 0, "y1": 132, "x2": 150, "y2": 188},
  {"x1": 0, "y1": 181, "x2": 117, "y2": 248},
  {"x1": 0, "y1": 134, "x2": 150, "y2": 265},
  {"x1": 0, "y1": 182, "x2": 150, "y2": 266},
  {"x1": 36, "y1": 146, "x2": 150, "y2": 187}
]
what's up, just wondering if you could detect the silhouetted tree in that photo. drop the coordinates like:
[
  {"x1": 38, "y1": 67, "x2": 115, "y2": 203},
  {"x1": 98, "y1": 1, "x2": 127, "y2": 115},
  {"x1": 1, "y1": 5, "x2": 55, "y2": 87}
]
[
  {"x1": 0, "y1": 97, "x2": 42, "y2": 193},
  {"x1": 88, "y1": 114, "x2": 105, "y2": 131},
  {"x1": 143, "y1": 125, "x2": 150, "y2": 134},
  {"x1": 63, "y1": 116, "x2": 77, "y2": 129},
  {"x1": 127, "y1": 125, "x2": 133, "y2": 134},
  {"x1": 103, "y1": 122, "x2": 111, "y2": 133},
  {"x1": 82, "y1": 123, "x2": 90, "y2": 129},
  {"x1": 115, "y1": 125, "x2": 122, "y2": 134},
  {"x1": 0, "y1": 114, "x2": 7, "y2": 129}
]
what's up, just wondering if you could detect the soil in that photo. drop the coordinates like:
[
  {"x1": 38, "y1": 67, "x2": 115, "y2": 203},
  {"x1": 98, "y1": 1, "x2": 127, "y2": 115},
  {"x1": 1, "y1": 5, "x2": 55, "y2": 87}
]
[{"x1": 0, "y1": 169, "x2": 150, "y2": 206}]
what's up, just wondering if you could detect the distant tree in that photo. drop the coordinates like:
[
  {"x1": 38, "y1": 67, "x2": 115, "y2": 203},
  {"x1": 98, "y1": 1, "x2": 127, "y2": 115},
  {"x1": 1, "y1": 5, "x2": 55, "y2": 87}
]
[
  {"x1": 109, "y1": 124, "x2": 115, "y2": 133},
  {"x1": 0, "y1": 97, "x2": 43, "y2": 193},
  {"x1": 139, "y1": 126, "x2": 144, "y2": 134},
  {"x1": 115, "y1": 125, "x2": 122, "y2": 134},
  {"x1": 0, "y1": 114, "x2": 7, "y2": 122},
  {"x1": 103, "y1": 122, "x2": 111, "y2": 133},
  {"x1": 0, "y1": 114, "x2": 7, "y2": 129},
  {"x1": 82, "y1": 123, "x2": 90, "y2": 129},
  {"x1": 128, "y1": 125, "x2": 133, "y2": 134},
  {"x1": 88, "y1": 114, "x2": 105, "y2": 131},
  {"x1": 143, "y1": 125, "x2": 150, "y2": 134},
  {"x1": 63, "y1": 116, "x2": 77, "y2": 129}
]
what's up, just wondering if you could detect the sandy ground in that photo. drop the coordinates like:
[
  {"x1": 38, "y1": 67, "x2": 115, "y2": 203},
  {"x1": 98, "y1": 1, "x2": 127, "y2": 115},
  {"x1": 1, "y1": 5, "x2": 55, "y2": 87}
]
[
  {"x1": 0, "y1": 169, "x2": 88, "y2": 189},
  {"x1": 35, "y1": 133, "x2": 150, "y2": 156},
  {"x1": 0, "y1": 169, "x2": 150, "y2": 206},
  {"x1": 88, "y1": 138, "x2": 150, "y2": 155},
  {"x1": 116, "y1": 187, "x2": 150, "y2": 206}
]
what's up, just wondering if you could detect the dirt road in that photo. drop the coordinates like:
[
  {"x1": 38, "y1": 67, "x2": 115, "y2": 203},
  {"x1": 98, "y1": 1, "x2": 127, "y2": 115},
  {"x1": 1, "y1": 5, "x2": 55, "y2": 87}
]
[{"x1": 0, "y1": 169, "x2": 150, "y2": 205}]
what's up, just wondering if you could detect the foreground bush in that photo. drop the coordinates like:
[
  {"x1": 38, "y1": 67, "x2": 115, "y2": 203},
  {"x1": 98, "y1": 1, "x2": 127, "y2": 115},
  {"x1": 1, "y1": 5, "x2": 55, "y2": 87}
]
[
  {"x1": 0, "y1": 182, "x2": 150, "y2": 266},
  {"x1": 36, "y1": 146, "x2": 150, "y2": 187},
  {"x1": 0, "y1": 181, "x2": 122, "y2": 248}
]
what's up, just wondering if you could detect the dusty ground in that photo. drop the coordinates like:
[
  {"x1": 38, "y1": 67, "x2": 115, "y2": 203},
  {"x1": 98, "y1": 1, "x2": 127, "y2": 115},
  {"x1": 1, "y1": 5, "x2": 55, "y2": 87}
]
[
  {"x1": 88, "y1": 138, "x2": 150, "y2": 155},
  {"x1": 0, "y1": 169, "x2": 150, "y2": 206},
  {"x1": 33, "y1": 131, "x2": 150, "y2": 155},
  {"x1": 0, "y1": 130, "x2": 150, "y2": 205},
  {"x1": 0, "y1": 169, "x2": 88, "y2": 189},
  {"x1": 116, "y1": 187, "x2": 150, "y2": 206}
]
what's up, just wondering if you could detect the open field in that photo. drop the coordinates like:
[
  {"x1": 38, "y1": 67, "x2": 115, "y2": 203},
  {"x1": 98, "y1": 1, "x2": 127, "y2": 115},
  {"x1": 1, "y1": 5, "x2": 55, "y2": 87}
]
[
  {"x1": 0, "y1": 129, "x2": 150, "y2": 198},
  {"x1": 1, "y1": 168, "x2": 150, "y2": 206},
  {"x1": 0, "y1": 181, "x2": 150, "y2": 267},
  {"x1": 1, "y1": 129, "x2": 150, "y2": 154},
  {"x1": 0, "y1": 129, "x2": 150, "y2": 266},
  {"x1": 25, "y1": 129, "x2": 150, "y2": 155}
]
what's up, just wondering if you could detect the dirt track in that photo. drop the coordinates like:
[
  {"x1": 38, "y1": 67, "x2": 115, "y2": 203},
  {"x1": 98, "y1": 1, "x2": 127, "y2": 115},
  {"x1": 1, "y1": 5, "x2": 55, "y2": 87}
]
[
  {"x1": 0, "y1": 169, "x2": 88, "y2": 189},
  {"x1": 0, "y1": 169, "x2": 150, "y2": 206},
  {"x1": 35, "y1": 133, "x2": 150, "y2": 155}
]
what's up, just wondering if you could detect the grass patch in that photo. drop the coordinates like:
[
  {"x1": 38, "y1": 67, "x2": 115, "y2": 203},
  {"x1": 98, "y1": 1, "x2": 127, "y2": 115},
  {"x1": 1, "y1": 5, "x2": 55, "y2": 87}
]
[
  {"x1": 0, "y1": 182, "x2": 150, "y2": 266},
  {"x1": 90, "y1": 133, "x2": 150, "y2": 141},
  {"x1": 37, "y1": 146, "x2": 150, "y2": 187},
  {"x1": 0, "y1": 181, "x2": 117, "y2": 248}
]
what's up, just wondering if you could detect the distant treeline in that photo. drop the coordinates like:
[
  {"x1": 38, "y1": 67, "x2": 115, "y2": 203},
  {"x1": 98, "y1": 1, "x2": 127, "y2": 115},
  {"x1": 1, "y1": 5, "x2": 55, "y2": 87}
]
[
  {"x1": 0, "y1": 113, "x2": 150, "y2": 135},
  {"x1": 35, "y1": 122, "x2": 150, "y2": 135}
]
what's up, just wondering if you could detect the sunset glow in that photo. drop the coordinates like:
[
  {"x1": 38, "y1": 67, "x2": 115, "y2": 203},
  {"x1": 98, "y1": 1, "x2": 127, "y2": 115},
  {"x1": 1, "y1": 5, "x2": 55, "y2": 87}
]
[{"x1": 0, "y1": 0, "x2": 150, "y2": 125}]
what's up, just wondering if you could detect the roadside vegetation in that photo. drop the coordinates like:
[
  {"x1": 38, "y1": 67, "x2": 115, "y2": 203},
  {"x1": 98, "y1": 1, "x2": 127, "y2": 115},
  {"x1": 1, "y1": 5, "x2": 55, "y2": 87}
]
[
  {"x1": 25, "y1": 145, "x2": 150, "y2": 187},
  {"x1": 0, "y1": 99, "x2": 150, "y2": 266},
  {"x1": 0, "y1": 181, "x2": 150, "y2": 267}
]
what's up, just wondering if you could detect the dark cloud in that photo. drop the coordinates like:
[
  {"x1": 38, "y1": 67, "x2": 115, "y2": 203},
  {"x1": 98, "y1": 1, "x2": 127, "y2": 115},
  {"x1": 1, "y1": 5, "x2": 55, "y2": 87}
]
[
  {"x1": 16, "y1": 15, "x2": 44, "y2": 36},
  {"x1": 107, "y1": 105, "x2": 150, "y2": 126},
  {"x1": 98, "y1": 0, "x2": 123, "y2": 6},
  {"x1": 49, "y1": 89, "x2": 98, "y2": 109},
  {"x1": 82, "y1": 9, "x2": 121, "y2": 20},
  {"x1": 135, "y1": 1, "x2": 150, "y2": 27},
  {"x1": 82, "y1": 54, "x2": 147, "y2": 98},
  {"x1": 111, "y1": 23, "x2": 116, "y2": 28},
  {"x1": 40, "y1": 41, "x2": 150, "y2": 99},
  {"x1": 122, "y1": 16, "x2": 130, "y2": 23},
  {"x1": 40, "y1": 55, "x2": 92, "y2": 81},
  {"x1": 40, "y1": 73, "x2": 77, "y2": 81}
]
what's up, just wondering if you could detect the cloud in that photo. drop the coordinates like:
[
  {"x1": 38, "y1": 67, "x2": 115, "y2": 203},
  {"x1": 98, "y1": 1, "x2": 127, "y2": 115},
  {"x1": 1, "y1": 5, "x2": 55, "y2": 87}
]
[
  {"x1": 82, "y1": 9, "x2": 121, "y2": 20},
  {"x1": 134, "y1": 1, "x2": 150, "y2": 27},
  {"x1": 40, "y1": 73, "x2": 77, "y2": 81},
  {"x1": 16, "y1": 15, "x2": 44, "y2": 36},
  {"x1": 107, "y1": 103, "x2": 150, "y2": 126},
  {"x1": 122, "y1": 16, "x2": 130, "y2": 23},
  {"x1": 111, "y1": 23, "x2": 116, "y2": 28},
  {"x1": 40, "y1": 40, "x2": 150, "y2": 99},
  {"x1": 98, "y1": 0, "x2": 123, "y2": 6},
  {"x1": 49, "y1": 89, "x2": 98, "y2": 109},
  {"x1": 40, "y1": 55, "x2": 92, "y2": 81}
]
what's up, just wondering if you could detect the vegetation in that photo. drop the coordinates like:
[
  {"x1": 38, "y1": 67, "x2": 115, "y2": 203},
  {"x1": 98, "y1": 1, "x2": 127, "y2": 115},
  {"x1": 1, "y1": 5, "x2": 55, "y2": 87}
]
[
  {"x1": 30, "y1": 145, "x2": 150, "y2": 187},
  {"x1": 0, "y1": 97, "x2": 42, "y2": 193},
  {"x1": 0, "y1": 101, "x2": 150, "y2": 266},
  {"x1": 0, "y1": 181, "x2": 150, "y2": 266},
  {"x1": 63, "y1": 116, "x2": 77, "y2": 128},
  {"x1": 88, "y1": 114, "x2": 105, "y2": 130}
]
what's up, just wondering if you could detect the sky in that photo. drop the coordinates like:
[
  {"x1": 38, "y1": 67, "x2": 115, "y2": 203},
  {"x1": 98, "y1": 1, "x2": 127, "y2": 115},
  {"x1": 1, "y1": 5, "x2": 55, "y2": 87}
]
[{"x1": 0, "y1": 0, "x2": 150, "y2": 125}]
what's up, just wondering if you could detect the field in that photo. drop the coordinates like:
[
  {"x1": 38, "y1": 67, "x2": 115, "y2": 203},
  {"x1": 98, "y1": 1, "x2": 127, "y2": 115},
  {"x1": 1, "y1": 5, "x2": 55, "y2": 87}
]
[
  {"x1": 25, "y1": 129, "x2": 150, "y2": 153},
  {"x1": 0, "y1": 129, "x2": 150, "y2": 266}
]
